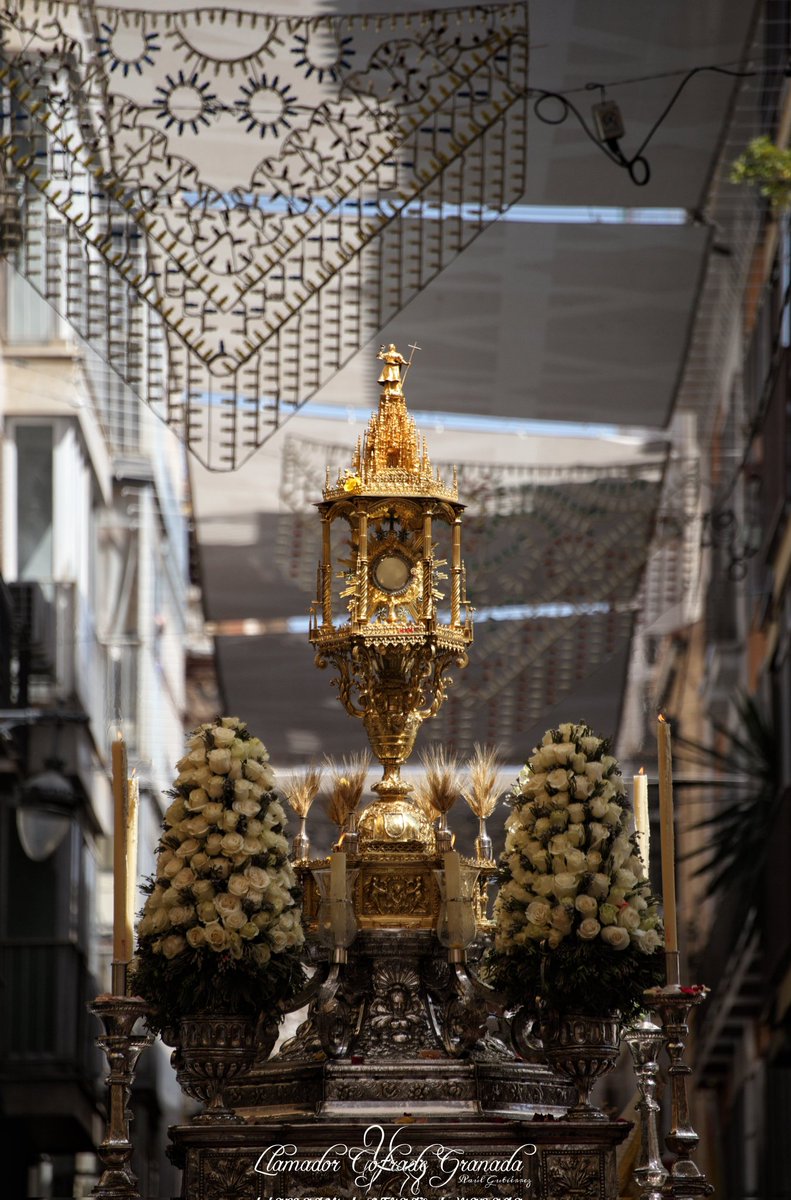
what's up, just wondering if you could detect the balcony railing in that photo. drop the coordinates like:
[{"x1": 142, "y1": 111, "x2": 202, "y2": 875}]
[{"x1": 0, "y1": 939, "x2": 103, "y2": 1082}]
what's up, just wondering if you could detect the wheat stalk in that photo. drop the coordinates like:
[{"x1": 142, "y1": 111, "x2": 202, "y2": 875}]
[
  {"x1": 414, "y1": 744, "x2": 461, "y2": 818},
  {"x1": 283, "y1": 765, "x2": 323, "y2": 819},
  {"x1": 326, "y1": 752, "x2": 370, "y2": 828},
  {"x1": 461, "y1": 743, "x2": 502, "y2": 819}
]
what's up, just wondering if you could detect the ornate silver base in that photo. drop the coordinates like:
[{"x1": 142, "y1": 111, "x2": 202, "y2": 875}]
[
  {"x1": 169, "y1": 1116, "x2": 631, "y2": 1200},
  {"x1": 226, "y1": 929, "x2": 573, "y2": 1121}
]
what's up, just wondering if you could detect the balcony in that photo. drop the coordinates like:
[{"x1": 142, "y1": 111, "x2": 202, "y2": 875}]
[{"x1": 0, "y1": 940, "x2": 104, "y2": 1151}]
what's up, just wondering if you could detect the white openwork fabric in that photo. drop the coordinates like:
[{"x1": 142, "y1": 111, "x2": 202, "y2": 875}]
[{"x1": 0, "y1": 2, "x2": 529, "y2": 468}]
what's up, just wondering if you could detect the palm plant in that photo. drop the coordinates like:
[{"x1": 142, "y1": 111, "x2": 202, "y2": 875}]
[{"x1": 673, "y1": 693, "x2": 780, "y2": 897}]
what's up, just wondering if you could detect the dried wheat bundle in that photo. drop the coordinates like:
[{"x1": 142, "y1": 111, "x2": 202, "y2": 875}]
[
  {"x1": 415, "y1": 745, "x2": 461, "y2": 817},
  {"x1": 326, "y1": 753, "x2": 370, "y2": 828},
  {"x1": 461, "y1": 743, "x2": 502, "y2": 819},
  {"x1": 283, "y1": 765, "x2": 323, "y2": 819}
]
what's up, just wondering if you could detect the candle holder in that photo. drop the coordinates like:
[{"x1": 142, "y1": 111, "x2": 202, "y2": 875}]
[
  {"x1": 89, "y1": 992, "x2": 152, "y2": 1200},
  {"x1": 646, "y1": 985, "x2": 713, "y2": 1198},
  {"x1": 624, "y1": 1014, "x2": 668, "y2": 1200},
  {"x1": 292, "y1": 813, "x2": 311, "y2": 862},
  {"x1": 435, "y1": 811, "x2": 453, "y2": 853}
]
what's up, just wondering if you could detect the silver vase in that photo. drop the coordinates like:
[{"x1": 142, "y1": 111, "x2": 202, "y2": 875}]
[
  {"x1": 538, "y1": 1008, "x2": 621, "y2": 1121},
  {"x1": 174, "y1": 1014, "x2": 273, "y2": 1123}
]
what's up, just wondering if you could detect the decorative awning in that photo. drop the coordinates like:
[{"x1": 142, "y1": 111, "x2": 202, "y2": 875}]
[{"x1": 0, "y1": 2, "x2": 529, "y2": 469}]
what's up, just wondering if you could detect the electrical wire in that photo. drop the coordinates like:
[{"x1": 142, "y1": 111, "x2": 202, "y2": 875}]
[{"x1": 530, "y1": 63, "x2": 759, "y2": 187}]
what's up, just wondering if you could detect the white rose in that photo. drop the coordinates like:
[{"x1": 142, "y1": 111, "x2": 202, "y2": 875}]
[
  {"x1": 161, "y1": 933, "x2": 187, "y2": 959},
  {"x1": 637, "y1": 929, "x2": 662, "y2": 954},
  {"x1": 165, "y1": 799, "x2": 186, "y2": 825},
  {"x1": 527, "y1": 847, "x2": 549, "y2": 872},
  {"x1": 564, "y1": 849, "x2": 587, "y2": 874},
  {"x1": 186, "y1": 925, "x2": 206, "y2": 948},
  {"x1": 550, "y1": 833, "x2": 571, "y2": 854},
  {"x1": 601, "y1": 925, "x2": 631, "y2": 950},
  {"x1": 580, "y1": 736, "x2": 601, "y2": 755},
  {"x1": 245, "y1": 866, "x2": 270, "y2": 890},
  {"x1": 197, "y1": 900, "x2": 218, "y2": 922},
  {"x1": 534, "y1": 817, "x2": 551, "y2": 836},
  {"x1": 253, "y1": 942, "x2": 272, "y2": 966},
  {"x1": 586, "y1": 850, "x2": 602, "y2": 869},
  {"x1": 610, "y1": 837, "x2": 631, "y2": 869},
  {"x1": 268, "y1": 928, "x2": 289, "y2": 952},
  {"x1": 553, "y1": 872, "x2": 578, "y2": 899},
  {"x1": 204, "y1": 922, "x2": 229, "y2": 952},
  {"x1": 558, "y1": 723, "x2": 574, "y2": 740},
  {"x1": 207, "y1": 748, "x2": 232, "y2": 775},
  {"x1": 526, "y1": 900, "x2": 552, "y2": 926},
  {"x1": 228, "y1": 873, "x2": 249, "y2": 897},
  {"x1": 603, "y1": 802, "x2": 622, "y2": 826},
  {"x1": 547, "y1": 769, "x2": 570, "y2": 791},
  {"x1": 572, "y1": 775, "x2": 593, "y2": 799},
  {"x1": 589, "y1": 797, "x2": 608, "y2": 819},
  {"x1": 584, "y1": 762, "x2": 604, "y2": 782},
  {"x1": 566, "y1": 825, "x2": 585, "y2": 848},
  {"x1": 182, "y1": 815, "x2": 209, "y2": 839},
  {"x1": 259, "y1": 765, "x2": 276, "y2": 791},
  {"x1": 212, "y1": 726, "x2": 236, "y2": 747},
  {"x1": 568, "y1": 803, "x2": 586, "y2": 824},
  {"x1": 175, "y1": 838, "x2": 201, "y2": 860},
  {"x1": 221, "y1": 832, "x2": 245, "y2": 856},
  {"x1": 588, "y1": 872, "x2": 610, "y2": 898},
  {"x1": 575, "y1": 894, "x2": 598, "y2": 917},
  {"x1": 615, "y1": 868, "x2": 637, "y2": 890},
  {"x1": 206, "y1": 776, "x2": 226, "y2": 800},
  {"x1": 187, "y1": 788, "x2": 209, "y2": 811},
  {"x1": 547, "y1": 928, "x2": 564, "y2": 948},
  {"x1": 618, "y1": 905, "x2": 641, "y2": 930},
  {"x1": 533, "y1": 875, "x2": 555, "y2": 897},
  {"x1": 214, "y1": 892, "x2": 242, "y2": 918},
  {"x1": 578, "y1": 918, "x2": 601, "y2": 940},
  {"x1": 233, "y1": 797, "x2": 261, "y2": 819},
  {"x1": 588, "y1": 822, "x2": 609, "y2": 849},
  {"x1": 162, "y1": 857, "x2": 182, "y2": 879},
  {"x1": 150, "y1": 908, "x2": 170, "y2": 934},
  {"x1": 223, "y1": 908, "x2": 248, "y2": 931},
  {"x1": 169, "y1": 904, "x2": 196, "y2": 927}
]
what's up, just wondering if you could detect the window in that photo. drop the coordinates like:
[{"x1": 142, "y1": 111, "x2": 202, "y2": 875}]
[{"x1": 16, "y1": 424, "x2": 53, "y2": 580}]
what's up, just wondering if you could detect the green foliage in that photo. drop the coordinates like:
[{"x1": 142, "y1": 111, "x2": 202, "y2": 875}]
[
  {"x1": 730, "y1": 136, "x2": 791, "y2": 211},
  {"x1": 130, "y1": 939, "x2": 305, "y2": 1036},
  {"x1": 484, "y1": 936, "x2": 664, "y2": 1022}
]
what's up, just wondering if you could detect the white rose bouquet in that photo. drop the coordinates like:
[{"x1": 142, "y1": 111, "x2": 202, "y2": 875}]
[
  {"x1": 484, "y1": 721, "x2": 665, "y2": 1019},
  {"x1": 131, "y1": 717, "x2": 305, "y2": 1033}
]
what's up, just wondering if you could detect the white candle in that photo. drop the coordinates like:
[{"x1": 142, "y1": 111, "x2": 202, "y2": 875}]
[
  {"x1": 657, "y1": 716, "x2": 679, "y2": 980},
  {"x1": 633, "y1": 768, "x2": 649, "y2": 871},
  {"x1": 126, "y1": 773, "x2": 139, "y2": 957},
  {"x1": 111, "y1": 733, "x2": 129, "y2": 964}
]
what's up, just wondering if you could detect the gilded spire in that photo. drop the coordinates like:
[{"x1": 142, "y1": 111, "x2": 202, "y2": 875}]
[{"x1": 325, "y1": 344, "x2": 458, "y2": 501}]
